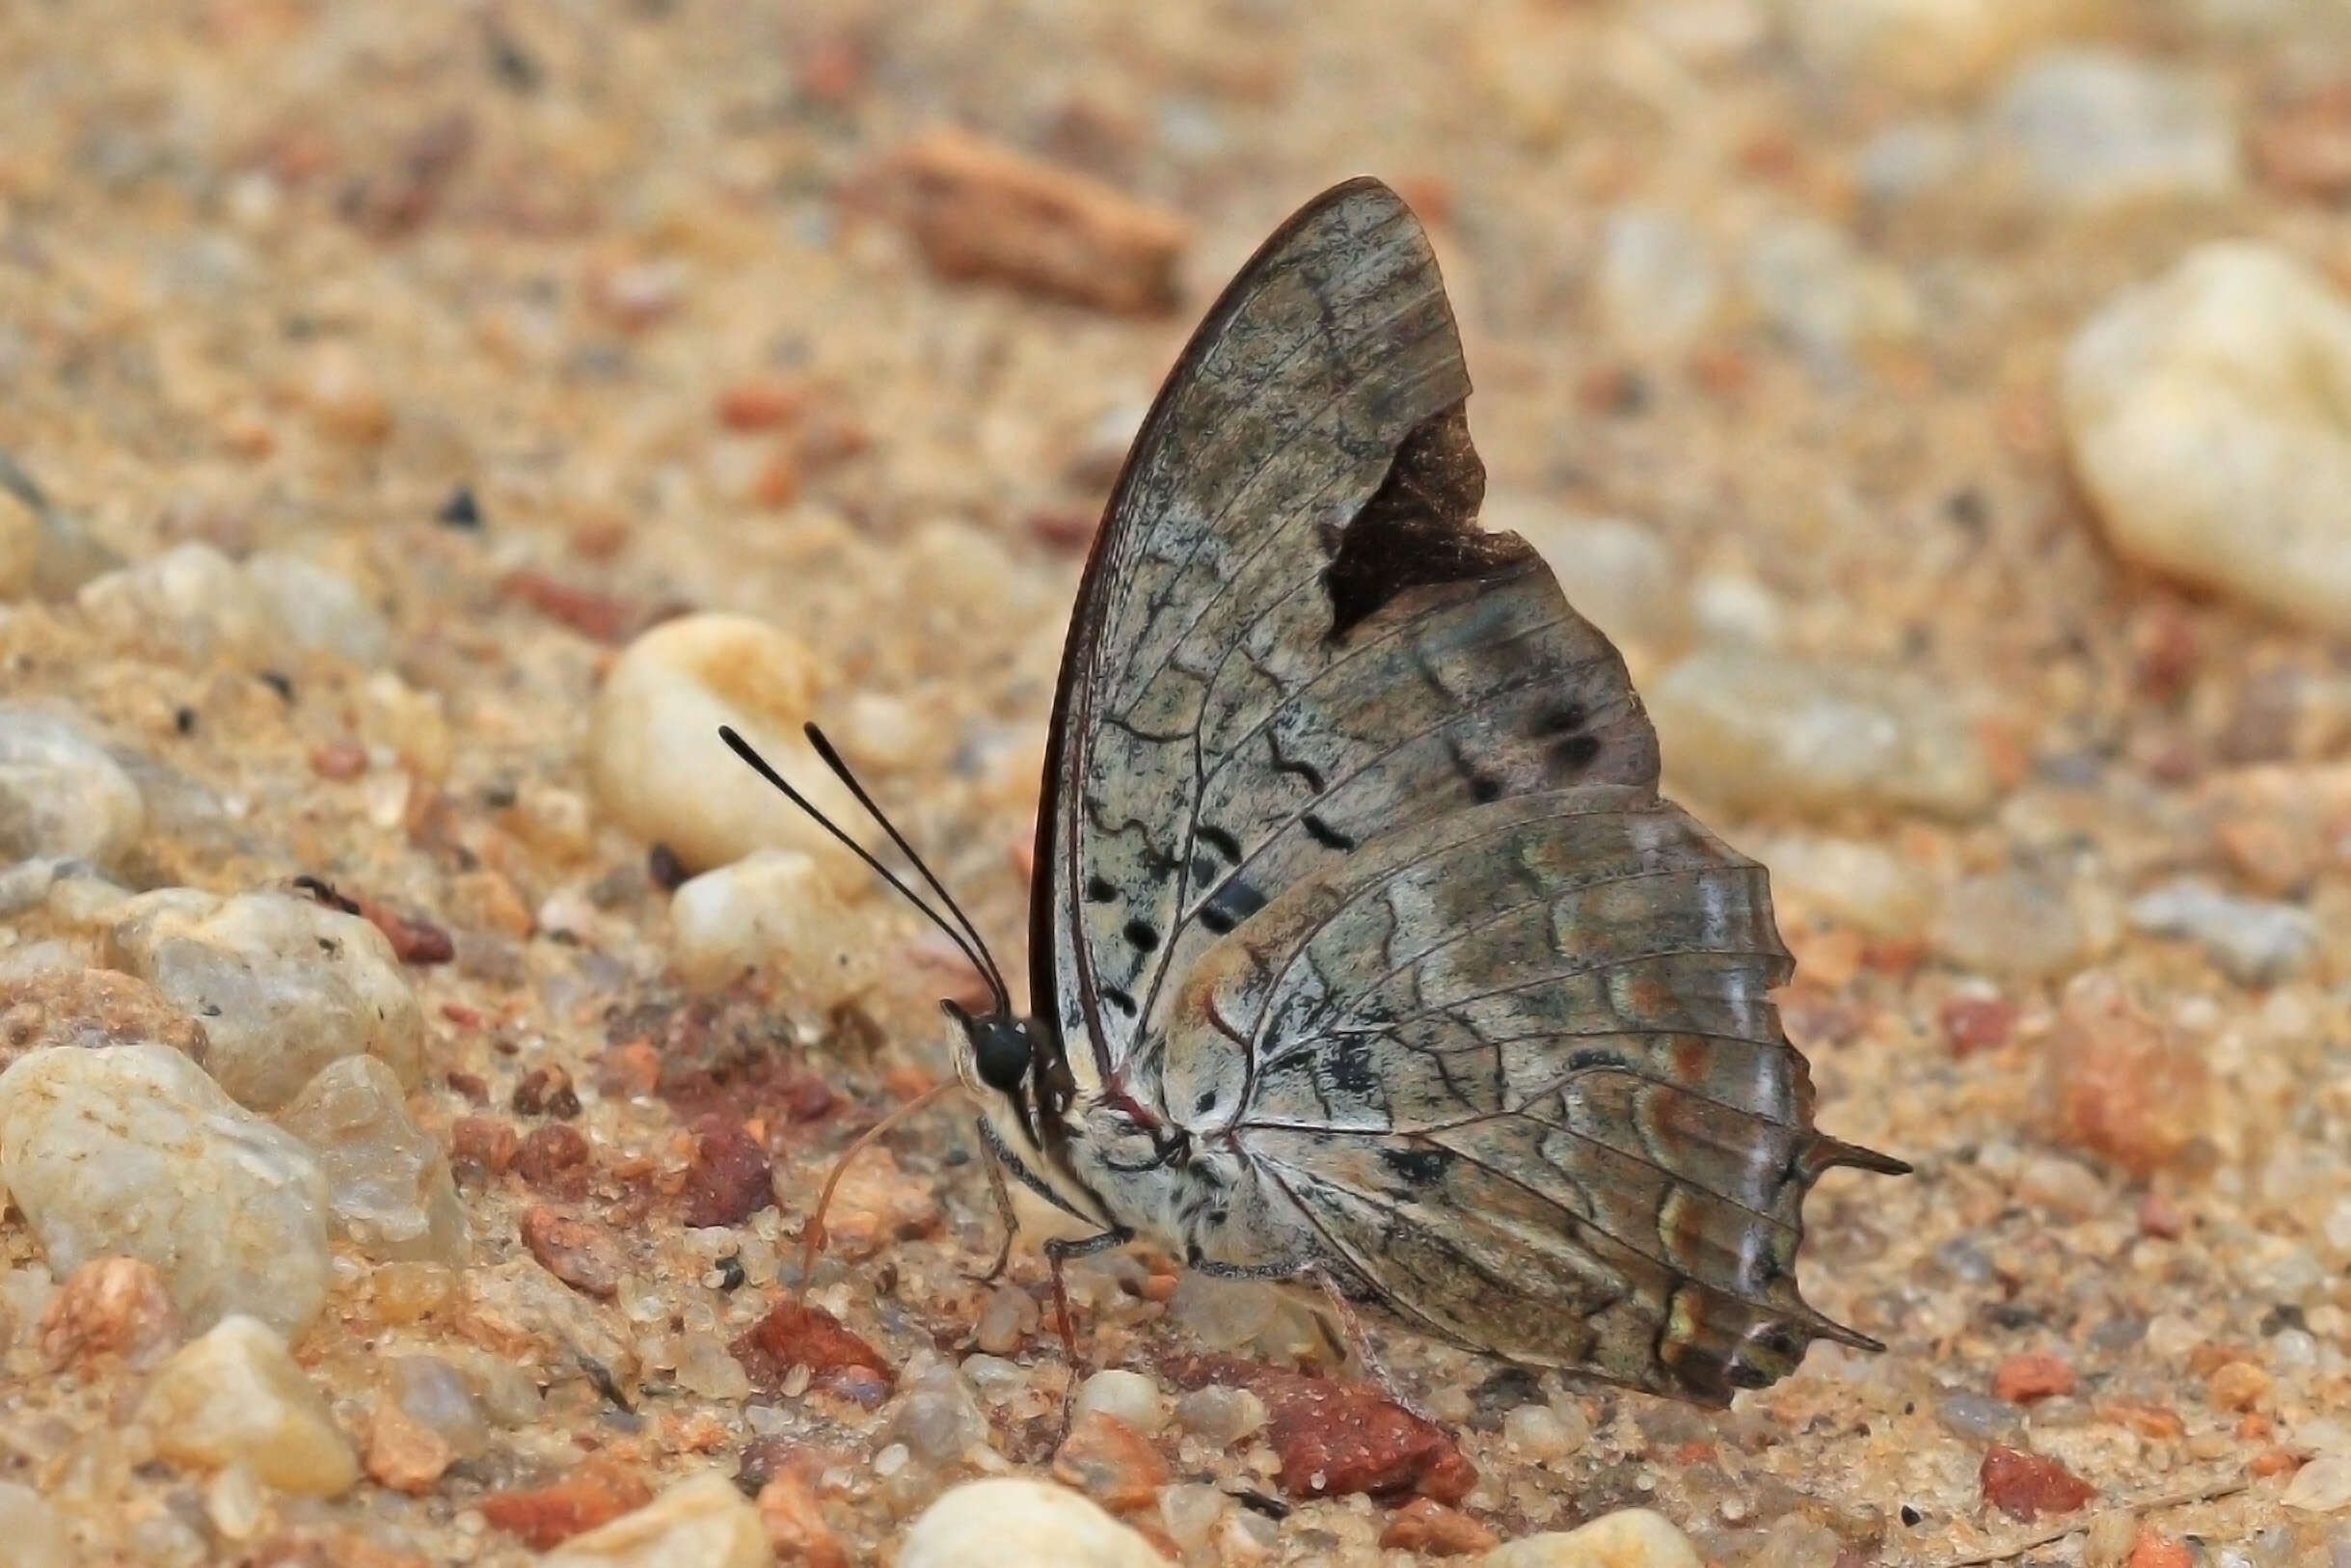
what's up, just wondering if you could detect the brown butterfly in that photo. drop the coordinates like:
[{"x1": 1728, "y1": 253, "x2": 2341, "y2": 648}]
[{"x1": 728, "y1": 176, "x2": 1905, "y2": 1407}]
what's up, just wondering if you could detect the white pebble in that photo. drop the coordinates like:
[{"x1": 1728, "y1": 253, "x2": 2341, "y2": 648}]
[
  {"x1": 0, "y1": 705, "x2": 145, "y2": 868},
  {"x1": 1160, "y1": 1482, "x2": 1227, "y2": 1550},
  {"x1": 242, "y1": 552, "x2": 392, "y2": 667},
  {"x1": 2284, "y1": 1454, "x2": 2351, "y2": 1512},
  {"x1": 2127, "y1": 878, "x2": 2319, "y2": 986},
  {"x1": 2062, "y1": 242, "x2": 2351, "y2": 635},
  {"x1": 1072, "y1": 1368, "x2": 1164, "y2": 1435},
  {"x1": 76, "y1": 542, "x2": 283, "y2": 666},
  {"x1": 0, "y1": 1042, "x2": 332, "y2": 1333},
  {"x1": 542, "y1": 1472, "x2": 769, "y2": 1568},
  {"x1": 1688, "y1": 571, "x2": 1785, "y2": 649},
  {"x1": 2013, "y1": 1152, "x2": 2108, "y2": 1220},
  {"x1": 1648, "y1": 645, "x2": 1993, "y2": 819},
  {"x1": 1502, "y1": 1401, "x2": 1589, "y2": 1463},
  {"x1": 1986, "y1": 48, "x2": 2239, "y2": 212},
  {"x1": 897, "y1": 1477, "x2": 1164, "y2": 1568},
  {"x1": 668, "y1": 849, "x2": 876, "y2": 1008},
  {"x1": 276, "y1": 1055, "x2": 466, "y2": 1263},
  {"x1": 0, "y1": 1480, "x2": 72, "y2": 1568},
  {"x1": 1756, "y1": 833, "x2": 1932, "y2": 938},
  {"x1": 107, "y1": 888, "x2": 423, "y2": 1111},
  {"x1": 1936, "y1": 872, "x2": 2090, "y2": 980},
  {"x1": 139, "y1": 1315, "x2": 358, "y2": 1496},
  {"x1": 1481, "y1": 1507, "x2": 1703, "y2": 1568},
  {"x1": 588, "y1": 612, "x2": 870, "y2": 879},
  {"x1": 1742, "y1": 218, "x2": 1918, "y2": 359},
  {"x1": 1595, "y1": 207, "x2": 1718, "y2": 351},
  {"x1": 1500, "y1": 507, "x2": 1689, "y2": 655}
]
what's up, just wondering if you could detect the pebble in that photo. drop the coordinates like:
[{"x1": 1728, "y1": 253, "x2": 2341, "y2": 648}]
[
  {"x1": 1071, "y1": 1367, "x2": 1164, "y2": 1435},
  {"x1": 1258, "y1": 1365, "x2": 1474, "y2": 1502},
  {"x1": 1648, "y1": 645, "x2": 1993, "y2": 819},
  {"x1": 0, "y1": 963, "x2": 208, "y2": 1069},
  {"x1": 896, "y1": 1477, "x2": 1165, "y2": 1568},
  {"x1": 107, "y1": 887, "x2": 424, "y2": 1111},
  {"x1": 1688, "y1": 570, "x2": 1786, "y2": 649},
  {"x1": 38, "y1": 1255, "x2": 182, "y2": 1369},
  {"x1": 2045, "y1": 969, "x2": 2207, "y2": 1176},
  {"x1": 973, "y1": 1284, "x2": 1040, "y2": 1355},
  {"x1": 1742, "y1": 217, "x2": 1919, "y2": 359},
  {"x1": 1773, "y1": 0, "x2": 2091, "y2": 100},
  {"x1": 1934, "y1": 872, "x2": 2090, "y2": 979},
  {"x1": 1992, "y1": 1351, "x2": 2077, "y2": 1403},
  {"x1": 76, "y1": 541, "x2": 283, "y2": 666},
  {"x1": 385, "y1": 1353, "x2": 490, "y2": 1458},
  {"x1": 2285, "y1": 1454, "x2": 2351, "y2": 1512},
  {"x1": 1501, "y1": 1401, "x2": 1589, "y2": 1462},
  {"x1": 138, "y1": 1314, "x2": 360, "y2": 1496},
  {"x1": 241, "y1": 551, "x2": 392, "y2": 666},
  {"x1": 478, "y1": 1462, "x2": 655, "y2": 1550},
  {"x1": 1593, "y1": 206, "x2": 1718, "y2": 350},
  {"x1": 1159, "y1": 1482, "x2": 1227, "y2": 1552},
  {"x1": 1174, "y1": 1383, "x2": 1266, "y2": 1445},
  {"x1": 1480, "y1": 1507, "x2": 1703, "y2": 1568},
  {"x1": 1759, "y1": 833, "x2": 1932, "y2": 937},
  {"x1": 0, "y1": 704, "x2": 146, "y2": 867},
  {"x1": 2013, "y1": 1151, "x2": 2108, "y2": 1219},
  {"x1": 1500, "y1": 507, "x2": 1689, "y2": 655},
  {"x1": 0, "y1": 1042, "x2": 332, "y2": 1333},
  {"x1": 1986, "y1": 49, "x2": 2239, "y2": 212},
  {"x1": 2061, "y1": 242, "x2": 2351, "y2": 635},
  {"x1": 587, "y1": 611, "x2": 870, "y2": 878},
  {"x1": 669, "y1": 849, "x2": 874, "y2": 1006},
  {"x1": 1937, "y1": 1391, "x2": 2025, "y2": 1444},
  {"x1": 1053, "y1": 1409, "x2": 1170, "y2": 1511},
  {"x1": 731, "y1": 1297, "x2": 894, "y2": 1399},
  {"x1": 1980, "y1": 1443, "x2": 2096, "y2": 1522},
  {"x1": 882, "y1": 1354, "x2": 991, "y2": 1465},
  {"x1": 0, "y1": 1481, "x2": 73, "y2": 1568},
  {"x1": 2127, "y1": 878, "x2": 2318, "y2": 985},
  {"x1": 1166, "y1": 1270, "x2": 1278, "y2": 1348},
  {"x1": 275, "y1": 1054, "x2": 466, "y2": 1262},
  {"x1": 541, "y1": 1472, "x2": 770, "y2": 1568}
]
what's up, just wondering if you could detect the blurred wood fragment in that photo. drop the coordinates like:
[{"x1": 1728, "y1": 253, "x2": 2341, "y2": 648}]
[{"x1": 874, "y1": 128, "x2": 1187, "y2": 314}]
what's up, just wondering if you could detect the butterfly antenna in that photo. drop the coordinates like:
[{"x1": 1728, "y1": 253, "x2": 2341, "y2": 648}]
[
  {"x1": 716, "y1": 726, "x2": 1009, "y2": 1012},
  {"x1": 799, "y1": 720, "x2": 1015, "y2": 1011}
]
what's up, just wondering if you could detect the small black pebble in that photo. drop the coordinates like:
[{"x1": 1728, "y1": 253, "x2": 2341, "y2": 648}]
[
  {"x1": 715, "y1": 1254, "x2": 745, "y2": 1291},
  {"x1": 437, "y1": 485, "x2": 483, "y2": 528},
  {"x1": 647, "y1": 842, "x2": 689, "y2": 890},
  {"x1": 1900, "y1": 1504, "x2": 1923, "y2": 1527},
  {"x1": 258, "y1": 671, "x2": 295, "y2": 703},
  {"x1": 174, "y1": 707, "x2": 197, "y2": 735}
]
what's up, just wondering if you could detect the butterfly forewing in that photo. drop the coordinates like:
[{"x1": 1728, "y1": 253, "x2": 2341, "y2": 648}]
[{"x1": 1035, "y1": 176, "x2": 1898, "y2": 1404}]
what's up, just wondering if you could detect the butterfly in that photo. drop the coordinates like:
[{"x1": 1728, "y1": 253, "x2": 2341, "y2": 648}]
[{"x1": 726, "y1": 176, "x2": 1905, "y2": 1408}]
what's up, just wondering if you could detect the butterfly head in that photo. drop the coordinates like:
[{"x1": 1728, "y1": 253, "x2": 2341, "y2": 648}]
[{"x1": 941, "y1": 998, "x2": 1034, "y2": 1096}]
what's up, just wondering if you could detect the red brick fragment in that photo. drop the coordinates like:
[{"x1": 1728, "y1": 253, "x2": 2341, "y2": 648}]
[
  {"x1": 1169, "y1": 1358, "x2": 1473, "y2": 1503},
  {"x1": 2127, "y1": 1530, "x2": 2193, "y2": 1568},
  {"x1": 716, "y1": 379, "x2": 805, "y2": 430},
  {"x1": 731, "y1": 1298, "x2": 894, "y2": 1397},
  {"x1": 876, "y1": 127, "x2": 1188, "y2": 315},
  {"x1": 1939, "y1": 993, "x2": 2016, "y2": 1057},
  {"x1": 1991, "y1": 1352, "x2": 2076, "y2": 1403},
  {"x1": 682, "y1": 1112, "x2": 774, "y2": 1228},
  {"x1": 1979, "y1": 1444, "x2": 2094, "y2": 1522},
  {"x1": 41, "y1": 1257, "x2": 181, "y2": 1369},
  {"x1": 501, "y1": 569, "x2": 637, "y2": 643},
  {"x1": 448, "y1": 1115, "x2": 518, "y2": 1176},
  {"x1": 521, "y1": 1206, "x2": 621, "y2": 1300},
  {"x1": 1379, "y1": 1498, "x2": 1498, "y2": 1556},
  {"x1": 512, "y1": 1122, "x2": 594, "y2": 1196},
  {"x1": 512, "y1": 1063, "x2": 581, "y2": 1119},
  {"x1": 310, "y1": 738, "x2": 368, "y2": 780},
  {"x1": 1052, "y1": 1411, "x2": 1169, "y2": 1512},
  {"x1": 478, "y1": 1461, "x2": 654, "y2": 1549}
]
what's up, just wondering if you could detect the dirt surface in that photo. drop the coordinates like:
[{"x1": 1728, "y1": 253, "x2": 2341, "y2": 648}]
[{"x1": 4, "y1": 1, "x2": 2351, "y2": 1564}]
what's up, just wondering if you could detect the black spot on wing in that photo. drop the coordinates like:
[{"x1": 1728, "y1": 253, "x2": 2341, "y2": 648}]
[
  {"x1": 1123, "y1": 919, "x2": 1160, "y2": 953},
  {"x1": 1380, "y1": 1145, "x2": 1454, "y2": 1191},
  {"x1": 1102, "y1": 987, "x2": 1138, "y2": 1017},
  {"x1": 1197, "y1": 878, "x2": 1267, "y2": 936},
  {"x1": 1198, "y1": 824, "x2": 1242, "y2": 861},
  {"x1": 1555, "y1": 733, "x2": 1602, "y2": 770},
  {"x1": 1302, "y1": 813, "x2": 1355, "y2": 852},
  {"x1": 1086, "y1": 876, "x2": 1119, "y2": 904},
  {"x1": 1325, "y1": 1035, "x2": 1380, "y2": 1096}
]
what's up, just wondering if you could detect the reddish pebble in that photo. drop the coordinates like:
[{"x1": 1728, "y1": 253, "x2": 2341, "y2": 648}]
[
  {"x1": 310, "y1": 739, "x2": 368, "y2": 780},
  {"x1": 2248, "y1": 1446, "x2": 2301, "y2": 1478},
  {"x1": 443, "y1": 1069, "x2": 489, "y2": 1102},
  {"x1": 716, "y1": 379, "x2": 803, "y2": 429},
  {"x1": 448, "y1": 1116, "x2": 517, "y2": 1176},
  {"x1": 1053, "y1": 1411, "x2": 1170, "y2": 1512},
  {"x1": 512, "y1": 1122, "x2": 593, "y2": 1195},
  {"x1": 521, "y1": 1206, "x2": 622, "y2": 1299},
  {"x1": 1248, "y1": 1365, "x2": 1475, "y2": 1503},
  {"x1": 1979, "y1": 1444, "x2": 2095, "y2": 1522},
  {"x1": 2127, "y1": 1530, "x2": 2193, "y2": 1568},
  {"x1": 1992, "y1": 1351, "x2": 2077, "y2": 1404},
  {"x1": 731, "y1": 1298, "x2": 894, "y2": 1396},
  {"x1": 1378, "y1": 1499, "x2": 1498, "y2": 1557},
  {"x1": 682, "y1": 1112, "x2": 774, "y2": 1228},
  {"x1": 501, "y1": 569, "x2": 637, "y2": 643},
  {"x1": 756, "y1": 1469, "x2": 849, "y2": 1568},
  {"x1": 40, "y1": 1257, "x2": 181, "y2": 1369},
  {"x1": 1939, "y1": 993, "x2": 2017, "y2": 1057},
  {"x1": 753, "y1": 450, "x2": 801, "y2": 507},
  {"x1": 2138, "y1": 1190, "x2": 2184, "y2": 1239},
  {"x1": 441, "y1": 1003, "x2": 483, "y2": 1028},
  {"x1": 512, "y1": 1063, "x2": 581, "y2": 1119},
  {"x1": 478, "y1": 1462, "x2": 654, "y2": 1549},
  {"x1": 2049, "y1": 971, "x2": 2206, "y2": 1177},
  {"x1": 354, "y1": 897, "x2": 453, "y2": 965}
]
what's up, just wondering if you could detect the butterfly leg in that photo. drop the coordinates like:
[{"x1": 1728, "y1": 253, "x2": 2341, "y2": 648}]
[
  {"x1": 1043, "y1": 1227, "x2": 1132, "y2": 1442},
  {"x1": 965, "y1": 1139, "x2": 1021, "y2": 1286},
  {"x1": 1302, "y1": 1263, "x2": 1436, "y2": 1425}
]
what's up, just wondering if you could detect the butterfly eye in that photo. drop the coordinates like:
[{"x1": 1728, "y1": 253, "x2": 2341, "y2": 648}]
[{"x1": 971, "y1": 1018, "x2": 1034, "y2": 1095}]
